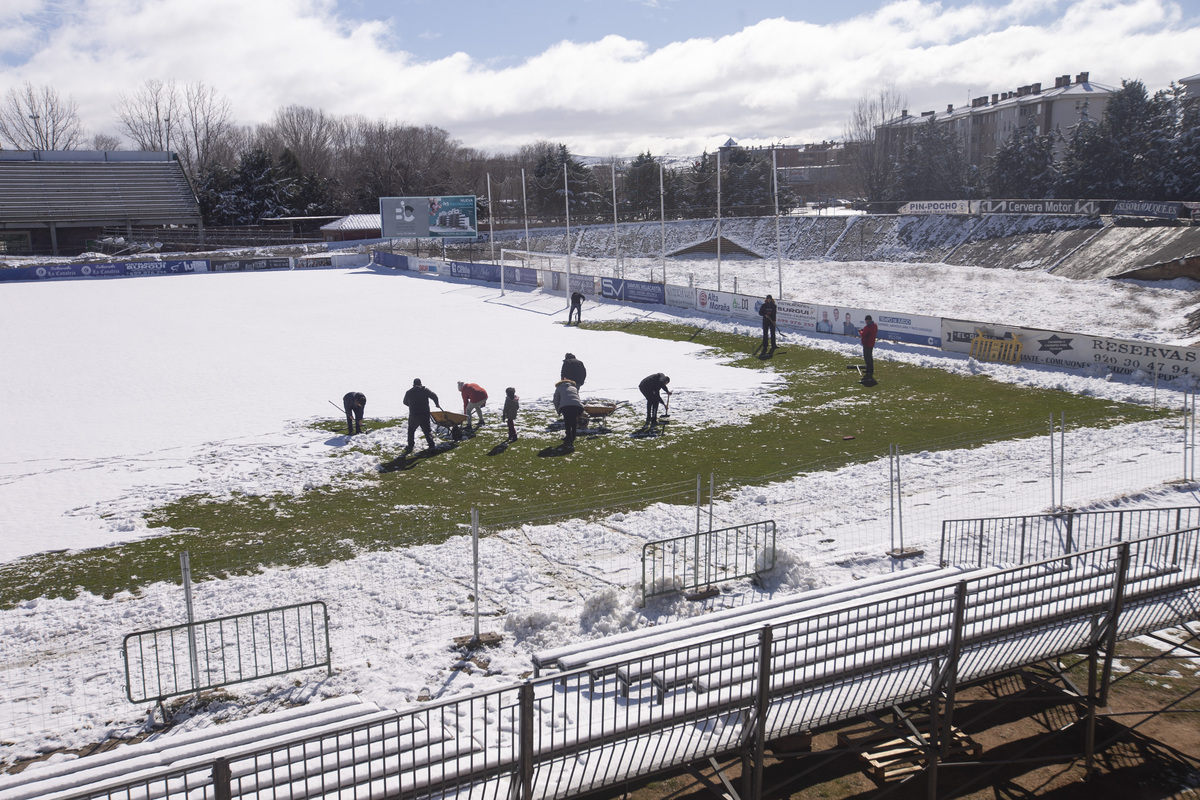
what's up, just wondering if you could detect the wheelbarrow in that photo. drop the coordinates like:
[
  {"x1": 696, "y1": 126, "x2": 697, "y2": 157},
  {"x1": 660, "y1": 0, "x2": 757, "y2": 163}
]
[
  {"x1": 581, "y1": 400, "x2": 629, "y2": 426},
  {"x1": 430, "y1": 409, "x2": 469, "y2": 440}
]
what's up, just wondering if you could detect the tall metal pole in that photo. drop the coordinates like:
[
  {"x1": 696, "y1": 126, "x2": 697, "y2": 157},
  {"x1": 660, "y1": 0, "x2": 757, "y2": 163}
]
[
  {"x1": 1050, "y1": 414, "x2": 1057, "y2": 512},
  {"x1": 180, "y1": 551, "x2": 199, "y2": 696},
  {"x1": 716, "y1": 149, "x2": 722, "y2": 291},
  {"x1": 564, "y1": 163, "x2": 572, "y2": 305},
  {"x1": 521, "y1": 167, "x2": 531, "y2": 260},
  {"x1": 772, "y1": 148, "x2": 783, "y2": 298},
  {"x1": 659, "y1": 162, "x2": 667, "y2": 284},
  {"x1": 487, "y1": 173, "x2": 496, "y2": 264},
  {"x1": 472, "y1": 508, "x2": 480, "y2": 642},
  {"x1": 611, "y1": 161, "x2": 620, "y2": 276}
]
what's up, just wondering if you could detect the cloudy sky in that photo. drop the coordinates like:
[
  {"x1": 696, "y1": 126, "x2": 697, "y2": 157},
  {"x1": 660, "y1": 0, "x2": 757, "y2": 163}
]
[{"x1": 3, "y1": 0, "x2": 1199, "y2": 158}]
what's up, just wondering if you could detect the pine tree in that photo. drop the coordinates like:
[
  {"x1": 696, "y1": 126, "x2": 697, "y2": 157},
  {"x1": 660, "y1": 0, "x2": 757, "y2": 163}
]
[{"x1": 988, "y1": 118, "x2": 1059, "y2": 198}]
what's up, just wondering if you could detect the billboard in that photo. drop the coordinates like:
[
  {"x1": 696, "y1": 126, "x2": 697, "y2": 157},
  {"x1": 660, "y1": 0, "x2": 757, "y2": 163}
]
[
  {"x1": 379, "y1": 195, "x2": 478, "y2": 239},
  {"x1": 942, "y1": 318, "x2": 1200, "y2": 383}
]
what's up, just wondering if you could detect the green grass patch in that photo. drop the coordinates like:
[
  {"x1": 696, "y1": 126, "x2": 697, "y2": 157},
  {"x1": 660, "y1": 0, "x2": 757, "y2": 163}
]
[{"x1": 0, "y1": 321, "x2": 1160, "y2": 607}]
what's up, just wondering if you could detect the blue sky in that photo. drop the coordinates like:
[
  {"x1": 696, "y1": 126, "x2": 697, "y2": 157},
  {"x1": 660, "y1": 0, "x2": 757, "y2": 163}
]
[
  {"x1": 3, "y1": 0, "x2": 1198, "y2": 157},
  {"x1": 336, "y1": 0, "x2": 1015, "y2": 64}
]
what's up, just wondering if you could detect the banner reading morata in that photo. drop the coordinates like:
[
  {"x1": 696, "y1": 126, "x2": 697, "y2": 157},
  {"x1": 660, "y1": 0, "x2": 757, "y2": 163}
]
[
  {"x1": 942, "y1": 319, "x2": 1200, "y2": 383},
  {"x1": 379, "y1": 195, "x2": 478, "y2": 239}
]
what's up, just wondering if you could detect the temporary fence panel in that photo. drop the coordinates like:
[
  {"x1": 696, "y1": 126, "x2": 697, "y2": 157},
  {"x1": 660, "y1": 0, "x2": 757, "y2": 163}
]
[
  {"x1": 939, "y1": 506, "x2": 1200, "y2": 568},
  {"x1": 641, "y1": 520, "x2": 776, "y2": 604},
  {"x1": 122, "y1": 601, "x2": 331, "y2": 705}
]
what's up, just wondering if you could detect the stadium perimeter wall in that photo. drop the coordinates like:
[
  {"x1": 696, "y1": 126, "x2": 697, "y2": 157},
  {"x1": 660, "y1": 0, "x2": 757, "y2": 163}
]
[{"x1": 374, "y1": 249, "x2": 1200, "y2": 387}]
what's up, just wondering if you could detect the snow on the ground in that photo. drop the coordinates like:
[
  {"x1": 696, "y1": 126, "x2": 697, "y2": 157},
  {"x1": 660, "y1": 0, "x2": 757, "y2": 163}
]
[{"x1": 1, "y1": 257, "x2": 1198, "y2": 765}]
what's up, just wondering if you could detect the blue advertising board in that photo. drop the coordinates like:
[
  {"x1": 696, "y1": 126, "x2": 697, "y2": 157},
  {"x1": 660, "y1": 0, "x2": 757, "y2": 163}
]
[
  {"x1": 0, "y1": 259, "x2": 211, "y2": 282},
  {"x1": 600, "y1": 277, "x2": 666, "y2": 305}
]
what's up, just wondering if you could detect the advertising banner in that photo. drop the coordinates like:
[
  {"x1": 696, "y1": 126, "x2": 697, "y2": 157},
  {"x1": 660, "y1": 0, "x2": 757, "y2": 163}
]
[
  {"x1": 696, "y1": 289, "x2": 735, "y2": 316},
  {"x1": 665, "y1": 285, "x2": 696, "y2": 309},
  {"x1": 600, "y1": 277, "x2": 665, "y2": 305},
  {"x1": 0, "y1": 260, "x2": 210, "y2": 282},
  {"x1": 976, "y1": 199, "x2": 1099, "y2": 215},
  {"x1": 211, "y1": 258, "x2": 292, "y2": 272},
  {"x1": 898, "y1": 200, "x2": 973, "y2": 215},
  {"x1": 942, "y1": 319, "x2": 1200, "y2": 382},
  {"x1": 1113, "y1": 200, "x2": 1181, "y2": 220},
  {"x1": 549, "y1": 272, "x2": 598, "y2": 296},
  {"x1": 380, "y1": 195, "x2": 478, "y2": 239},
  {"x1": 777, "y1": 299, "x2": 818, "y2": 331},
  {"x1": 502, "y1": 266, "x2": 539, "y2": 287}
]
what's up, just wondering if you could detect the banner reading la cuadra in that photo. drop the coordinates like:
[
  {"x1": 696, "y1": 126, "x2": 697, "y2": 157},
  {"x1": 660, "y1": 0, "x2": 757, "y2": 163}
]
[{"x1": 942, "y1": 319, "x2": 1200, "y2": 383}]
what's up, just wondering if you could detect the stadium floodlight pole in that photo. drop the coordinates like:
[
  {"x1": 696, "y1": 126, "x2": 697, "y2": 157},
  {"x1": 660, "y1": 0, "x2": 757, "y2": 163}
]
[
  {"x1": 488, "y1": 173, "x2": 502, "y2": 295},
  {"x1": 659, "y1": 162, "x2": 666, "y2": 285},
  {"x1": 773, "y1": 148, "x2": 783, "y2": 298},
  {"x1": 564, "y1": 163, "x2": 572, "y2": 307},
  {"x1": 716, "y1": 149, "x2": 722, "y2": 291},
  {"x1": 611, "y1": 162, "x2": 620, "y2": 277},
  {"x1": 521, "y1": 168, "x2": 531, "y2": 264}
]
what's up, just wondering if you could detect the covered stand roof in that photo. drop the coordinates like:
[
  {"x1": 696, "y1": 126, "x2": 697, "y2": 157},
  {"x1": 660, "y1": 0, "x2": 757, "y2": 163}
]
[{"x1": 0, "y1": 150, "x2": 201, "y2": 229}]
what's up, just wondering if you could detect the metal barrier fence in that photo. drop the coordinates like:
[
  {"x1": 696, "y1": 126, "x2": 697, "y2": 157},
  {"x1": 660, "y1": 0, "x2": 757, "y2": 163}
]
[
  {"x1": 939, "y1": 505, "x2": 1200, "y2": 568},
  {"x1": 68, "y1": 526, "x2": 1200, "y2": 800},
  {"x1": 122, "y1": 601, "x2": 331, "y2": 705},
  {"x1": 641, "y1": 520, "x2": 776, "y2": 605}
]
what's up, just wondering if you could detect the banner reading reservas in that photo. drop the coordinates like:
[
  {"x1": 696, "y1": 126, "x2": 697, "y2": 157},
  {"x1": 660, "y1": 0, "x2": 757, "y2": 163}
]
[{"x1": 942, "y1": 319, "x2": 1200, "y2": 383}]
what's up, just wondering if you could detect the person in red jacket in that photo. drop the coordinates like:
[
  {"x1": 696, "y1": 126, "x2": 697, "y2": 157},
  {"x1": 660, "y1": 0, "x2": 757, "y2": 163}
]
[
  {"x1": 859, "y1": 314, "x2": 878, "y2": 383},
  {"x1": 458, "y1": 381, "x2": 488, "y2": 426}
]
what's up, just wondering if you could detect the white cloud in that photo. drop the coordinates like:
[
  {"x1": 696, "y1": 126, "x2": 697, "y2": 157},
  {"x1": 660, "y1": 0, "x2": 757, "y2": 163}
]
[{"x1": 2, "y1": 0, "x2": 1198, "y2": 156}]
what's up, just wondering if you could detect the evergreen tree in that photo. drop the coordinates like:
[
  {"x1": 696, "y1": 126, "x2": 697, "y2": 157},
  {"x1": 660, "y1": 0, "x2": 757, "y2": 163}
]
[
  {"x1": 1055, "y1": 107, "x2": 1106, "y2": 198},
  {"x1": 530, "y1": 144, "x2": 599, "y2": 219},
  {"x1": 621, "y1": 152, "x2": 662, "y2": 221},
  {"x1": 1171, "y1": 96, "x2": 1200, "y2": 200},
  {"x1": 987, "y1": 117, "x2": 1059, "y2": 198},
  {"x1": 889, "y1": 116, "x2": 976, "y2": 200}
]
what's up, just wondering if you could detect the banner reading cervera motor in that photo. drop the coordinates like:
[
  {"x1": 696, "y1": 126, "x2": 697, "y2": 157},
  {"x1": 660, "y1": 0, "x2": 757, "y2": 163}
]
[
  {"x1": 0, "y1": 260, "x2": 210, "y2": 282},
  {"x1": 942, "y1": 319, "x2": 1200, "y2": 383},
  {"x1": 898, "y1": 200, "x2": 973, "y2": 215},
  {"x1": 977, "y1": 199, "x2": 1099, "y2": 215},
  {"x1": 600, "y1": 277, "x2": 666, "y2": 305},
  {"x1": 379, "y1": 195, "x2": 478, "y2": 238}
]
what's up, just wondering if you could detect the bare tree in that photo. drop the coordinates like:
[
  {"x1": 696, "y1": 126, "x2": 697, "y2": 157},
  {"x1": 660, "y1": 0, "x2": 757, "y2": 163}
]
[
  {"x1": 0, "y1": 82, "x2": 84, "y2": 150},
  {"x1": 91, "y1": 132, "x2": 123, "y2": 151},
  {"x1": 178, "y1": 81, "x2": 234, "y2": 175},
  {"x1": 257, "y1": 105, "x2": 338, "y2": 179},
  {"x1": 115, "y1": 78, "x2": 179, "y2": 152},
  {"x1": 843, "y1": 84, "x2": 907, "y2": 202}
]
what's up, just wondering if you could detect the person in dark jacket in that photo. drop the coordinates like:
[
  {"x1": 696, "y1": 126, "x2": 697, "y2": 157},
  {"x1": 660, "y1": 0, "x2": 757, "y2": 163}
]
[
  {"x1": 342, "y1": 391, "x2": 366, "y2": 435},
  {"x1": 561, "y1": 352, "x2": 586, "y2": 389},
  {"x1": 859, "y1": 314, "x2": 879, "y2": 382},
  {"x1": 553, "y1": 379, "x2": 584, "y2": 445},
  {"x1": 568, "y1": 291, "x2": 585, "y2": 325},
  {"x1": 639, "y1": 373, "x2": 671, "y2": 428},
  {"x1": 403, "y1": 379, "x2": 440, "y2": 453},
  {"x1": 759, "y1": 294, "x2": 777, "y2": 352},
  {"x1": 502, "y1": 387, "x2": 519, "y2": 442}
]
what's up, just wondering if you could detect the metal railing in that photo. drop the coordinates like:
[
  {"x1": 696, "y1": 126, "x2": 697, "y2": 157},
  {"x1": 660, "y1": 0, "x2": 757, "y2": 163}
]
[
  {"x1": 939, "y1": 505, "x2": 1200, "y2": 568},
  {"x1": 122, "y1": 601, "x2": 331, "y2": 705},
  {"x1": 641, "y1": 519, "x2": 776, "y2": 605},
  {"x1": 61, "y1": 524, "x2": 1199, "y2": 800}
]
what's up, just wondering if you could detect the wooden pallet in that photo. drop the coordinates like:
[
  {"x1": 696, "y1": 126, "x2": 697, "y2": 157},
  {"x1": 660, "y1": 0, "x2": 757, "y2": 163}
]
[
  {"x1": 860, "y1": 728, "x2": 980, "y2": 783},
  {"x1": 766, "y1": 731, "x2": 813, "y2": 754}
]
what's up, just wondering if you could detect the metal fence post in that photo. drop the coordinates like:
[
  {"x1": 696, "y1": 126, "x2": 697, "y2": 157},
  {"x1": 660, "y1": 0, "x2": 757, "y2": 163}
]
[
  {"x1": 181, "y1": 551, "x2": 199, "y2": 698},
  {"x1": 519, "y1": 681, "x2": 535, "y2": 800},
  {"x1": 212, "y1": 757, "x2": 232, "y2": 800},
  {"x1": 748, "y1": 625, "x2": 773, "y2": 800}
]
